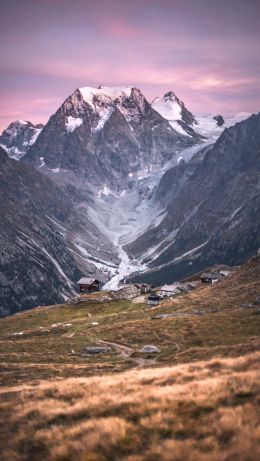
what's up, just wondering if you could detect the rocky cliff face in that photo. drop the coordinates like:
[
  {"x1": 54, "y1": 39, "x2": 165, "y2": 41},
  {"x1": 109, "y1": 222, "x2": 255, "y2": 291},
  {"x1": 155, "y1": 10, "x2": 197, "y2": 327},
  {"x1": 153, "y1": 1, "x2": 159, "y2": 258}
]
[
  {"x1": 127, "y1": 113, "x2": 260, "y2": 284},
  {"x1": 0, "y1": 121, "x2": 43, "y2": 160}
]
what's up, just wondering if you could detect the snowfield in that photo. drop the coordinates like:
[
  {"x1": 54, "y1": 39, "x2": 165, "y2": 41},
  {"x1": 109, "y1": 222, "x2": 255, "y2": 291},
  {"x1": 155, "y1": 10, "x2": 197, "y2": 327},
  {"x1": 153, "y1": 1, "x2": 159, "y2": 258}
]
[{"x1": 65, "y1": 116, "x2": 83, "y2": 133}]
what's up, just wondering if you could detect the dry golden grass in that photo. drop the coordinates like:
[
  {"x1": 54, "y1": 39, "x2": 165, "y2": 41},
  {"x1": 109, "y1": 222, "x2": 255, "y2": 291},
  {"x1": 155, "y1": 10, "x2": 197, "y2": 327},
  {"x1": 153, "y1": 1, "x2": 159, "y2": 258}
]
[{"x1": 0, "y1": 351, "x2": 259, "y2": 461}]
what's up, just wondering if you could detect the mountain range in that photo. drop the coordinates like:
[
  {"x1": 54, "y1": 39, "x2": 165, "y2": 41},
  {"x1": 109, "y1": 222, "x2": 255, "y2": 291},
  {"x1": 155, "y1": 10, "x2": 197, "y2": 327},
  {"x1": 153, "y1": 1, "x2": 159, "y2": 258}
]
[{"x1": 0, "y1": 85, "x2": 259, "y2": 315}]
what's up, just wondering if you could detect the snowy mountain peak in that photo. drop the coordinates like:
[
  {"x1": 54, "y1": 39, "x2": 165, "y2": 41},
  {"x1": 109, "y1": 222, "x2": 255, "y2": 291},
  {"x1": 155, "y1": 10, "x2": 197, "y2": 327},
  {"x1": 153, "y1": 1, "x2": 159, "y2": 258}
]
[
  {"x1": 18, "y1": 120, "x2": 30, "y2": 125},
  {"x1": 152, "y1": 91, "x2": 196, "y2": 126},
  {"x1": 152, "y1": 94, "x2": 182, "y2": 121},
  {"x1": 76, "y1": 85, "x2": 149, "y2": 127},
  {"x1": 0, "y1": 120, "x2": 44, "y2": 160},
  {"x1": 163, "y1": 91, "x2": 179, "y2": 102},
  {"x1": 79, "y1": 85, "x2": 133, "y2": 106}
]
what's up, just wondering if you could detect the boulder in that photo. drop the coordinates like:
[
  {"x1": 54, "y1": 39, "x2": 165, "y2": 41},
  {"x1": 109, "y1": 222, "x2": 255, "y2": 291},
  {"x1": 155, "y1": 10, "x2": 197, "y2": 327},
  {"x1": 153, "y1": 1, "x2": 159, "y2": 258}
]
[
  {"x1": 139, "y1": 345, "x2": 160, "y2": 353},
  {"x1": 84, "y1": 346, "x2": 112, "y2": 354}
]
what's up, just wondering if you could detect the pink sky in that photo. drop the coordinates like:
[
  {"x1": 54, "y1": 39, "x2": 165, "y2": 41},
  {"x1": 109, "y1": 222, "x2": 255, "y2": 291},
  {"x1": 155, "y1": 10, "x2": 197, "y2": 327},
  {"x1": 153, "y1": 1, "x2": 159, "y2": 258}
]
[{"x1": 0, "y1": 0, "x2": 260, "y2": 132}]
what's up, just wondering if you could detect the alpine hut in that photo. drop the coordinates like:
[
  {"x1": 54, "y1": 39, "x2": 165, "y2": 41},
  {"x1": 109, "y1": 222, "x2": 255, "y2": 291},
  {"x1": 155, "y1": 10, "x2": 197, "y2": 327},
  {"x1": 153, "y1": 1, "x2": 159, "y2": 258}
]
[
  {"x1": 77, "y1": 277, "x2": 101, "y2": 293},
  {"x1": 200, "y1": 273, "x2": 219, "y2": 284}
]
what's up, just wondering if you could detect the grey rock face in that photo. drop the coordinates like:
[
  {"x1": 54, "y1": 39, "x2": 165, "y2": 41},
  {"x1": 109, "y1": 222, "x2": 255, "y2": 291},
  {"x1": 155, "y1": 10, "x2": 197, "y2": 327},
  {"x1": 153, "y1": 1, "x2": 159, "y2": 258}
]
[
  {"x1": 0, "y1": 121, "x2": 43, "y2": 160},
  {"x1": 213, "y1": 115, "x2": 225, "y2": 127},
  {"x1": 22, "y1": 87, "x2": 198, "y2": 196}
]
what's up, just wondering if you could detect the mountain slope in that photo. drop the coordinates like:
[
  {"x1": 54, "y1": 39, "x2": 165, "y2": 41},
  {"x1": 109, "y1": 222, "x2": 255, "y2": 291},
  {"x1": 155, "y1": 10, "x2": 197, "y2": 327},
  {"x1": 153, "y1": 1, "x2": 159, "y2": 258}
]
[
  {"x1": 0, "y1": 147, "x2": 117, "y2": 316},
  {"x1": 127, "y1": 113, "x2": 260, "y2": 284}
]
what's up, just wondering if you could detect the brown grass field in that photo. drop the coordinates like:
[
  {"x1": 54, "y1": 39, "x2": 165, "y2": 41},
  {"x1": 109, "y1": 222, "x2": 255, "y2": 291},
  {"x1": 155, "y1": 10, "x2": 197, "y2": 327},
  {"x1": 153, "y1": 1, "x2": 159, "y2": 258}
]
[
  {"x1": 0, "y1": 352, "x2": 259, "y2": 461},
  {"x1": 0, "y1": 255, "x2": 259, "y2": 460}
]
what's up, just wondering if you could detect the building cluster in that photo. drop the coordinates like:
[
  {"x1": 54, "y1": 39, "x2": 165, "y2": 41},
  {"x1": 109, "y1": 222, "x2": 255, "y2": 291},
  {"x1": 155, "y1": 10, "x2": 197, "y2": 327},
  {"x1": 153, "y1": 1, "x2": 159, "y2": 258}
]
[{"x1": 76, "y1": 269, "x2": 232, "y2": 307}]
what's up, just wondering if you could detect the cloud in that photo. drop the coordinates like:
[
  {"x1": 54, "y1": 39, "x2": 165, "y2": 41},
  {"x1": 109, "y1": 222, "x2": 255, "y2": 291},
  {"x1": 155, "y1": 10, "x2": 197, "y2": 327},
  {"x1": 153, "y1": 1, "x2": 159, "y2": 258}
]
[{"x1": 0, "y1": 0, "x2": 259, "y2": 131}]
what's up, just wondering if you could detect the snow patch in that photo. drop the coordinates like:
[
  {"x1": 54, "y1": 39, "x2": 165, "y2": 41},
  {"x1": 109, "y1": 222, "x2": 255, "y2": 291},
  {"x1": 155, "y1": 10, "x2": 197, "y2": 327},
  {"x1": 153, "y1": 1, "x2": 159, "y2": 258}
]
[
  {"x1": 93, "y1": 107, "x2": 113, "y2": 132},
  {"x1": 28, "y1": 127, "x2": 42, "y2": 145},
  {"x1": 1, "y1": 145, "x2": 24, "y2": 160},
  {"x1": 103, "y1": 237, "x2": 147, "y2": 290},
  {"x1": 65, "y1": 116, "x2": 83, "y2": 133},
  {"x1": 169, "y1": 121, "x2": 191, "y2": 137},
  {"x1": 39, "y1": 156, "x2": 45, "y2": 168},
  {"x1": 226, "y1": 206, "x2": 242, "y2": 222},
  {"x1": 79, "y1": 86, "x2": 132, "y2": 106},
  {"x1": 17, "y1": 231, "x2": 76, "y2": 294},
  {"x1": 152, "y1": 96, "x2": 182, "y2": 120},
  {"x1": 97, "y1": 184, "x2": 113, "y2": 199},
  {"x1": 154, "y1": 240, "x2": 210, "y2": 271}
]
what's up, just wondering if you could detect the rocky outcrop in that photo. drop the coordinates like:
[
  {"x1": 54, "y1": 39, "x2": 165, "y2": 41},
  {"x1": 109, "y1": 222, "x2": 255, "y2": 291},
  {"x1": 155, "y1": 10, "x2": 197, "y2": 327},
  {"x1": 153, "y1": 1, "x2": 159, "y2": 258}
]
[
  {"x1": 139, "y1": 345, "x2": 160, "y2": 353},
  {"x1": 213, "y1": 115, "x2": 225, "y2": 127}
]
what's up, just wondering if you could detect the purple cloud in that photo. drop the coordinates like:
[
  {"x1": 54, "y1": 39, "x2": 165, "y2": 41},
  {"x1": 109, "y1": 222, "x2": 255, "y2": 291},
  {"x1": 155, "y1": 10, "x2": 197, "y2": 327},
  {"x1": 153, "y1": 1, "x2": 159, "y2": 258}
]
[{"x1": 0, "y1": 0, "x2": 259, "y2": 131}]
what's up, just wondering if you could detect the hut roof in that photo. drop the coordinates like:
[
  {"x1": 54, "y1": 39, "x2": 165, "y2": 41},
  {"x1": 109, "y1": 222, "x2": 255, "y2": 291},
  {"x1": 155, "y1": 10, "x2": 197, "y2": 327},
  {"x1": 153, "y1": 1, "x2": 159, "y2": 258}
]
[
  {"x1": 135, "y1": 283, "x2": 154, "y2": 288},
  {"x1": 200, "y1": 273, "x2": 219, "y2": 280},
  {"x1": 159, "y1": 284, "x2": 178, "y2": 292},
  {"x1": 77, "y1": 277, "x2": 100, "y2": 285}
]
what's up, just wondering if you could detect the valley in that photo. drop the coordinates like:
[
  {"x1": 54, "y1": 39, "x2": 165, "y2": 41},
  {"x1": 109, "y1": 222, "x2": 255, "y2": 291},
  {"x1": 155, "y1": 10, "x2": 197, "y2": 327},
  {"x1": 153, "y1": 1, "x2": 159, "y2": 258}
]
[{"x1": 0, "y1": 85, "x2": 259, "y2": 315}]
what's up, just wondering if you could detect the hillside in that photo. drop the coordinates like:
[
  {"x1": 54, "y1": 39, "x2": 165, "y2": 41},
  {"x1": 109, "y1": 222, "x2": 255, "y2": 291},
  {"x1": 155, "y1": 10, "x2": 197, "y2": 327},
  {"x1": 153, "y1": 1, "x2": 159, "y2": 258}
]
[
  {"x1": 0, "y1": 255, "x2": 259, "y2": 386},
  {"x1": 0, "y1": 255, "x2": 259, "y2": 460},
  {"x1": 0, "y1": 146, "x2": 119, "y2": 316},
  {"x1": 128, "y1": 113, "x2": 260, "y2": 284}
]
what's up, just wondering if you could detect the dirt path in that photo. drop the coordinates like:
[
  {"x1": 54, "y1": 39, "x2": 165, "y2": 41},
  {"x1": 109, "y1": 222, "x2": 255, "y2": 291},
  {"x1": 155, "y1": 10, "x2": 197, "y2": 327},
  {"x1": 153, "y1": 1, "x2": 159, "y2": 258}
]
[{"x1": 100, "y1": 340, "x2": 157, "y2": 368}]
